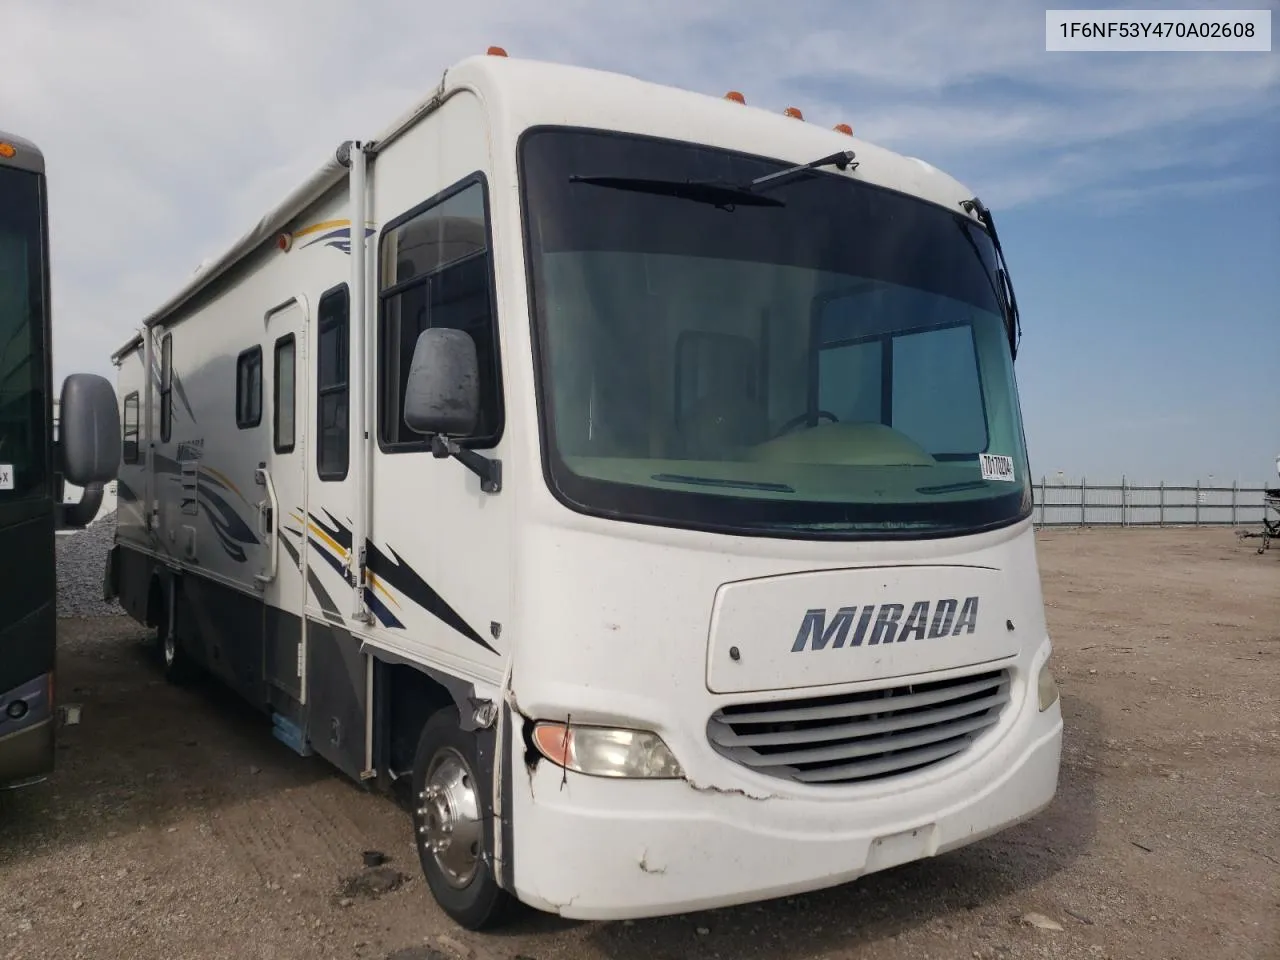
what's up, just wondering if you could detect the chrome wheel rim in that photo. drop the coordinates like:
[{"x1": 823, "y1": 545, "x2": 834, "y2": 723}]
[{"x1": 418, "y1": 747, "x2": 482, "y2": 888}]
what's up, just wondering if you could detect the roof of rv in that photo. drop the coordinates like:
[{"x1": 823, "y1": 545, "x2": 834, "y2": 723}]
[
  {"x1": 120, "y1": 54, "x2": 980, "y2": 350},
  {"x1": 466, "y1": 56, "x2": 977, "y2": 207}
]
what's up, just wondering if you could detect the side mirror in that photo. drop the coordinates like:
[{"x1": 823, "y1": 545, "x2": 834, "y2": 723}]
[
  {"x1": 59, "y1": 373, "x2": 120, "y2": 486},
  {"x1": 403, "y1": 327, "x2": 480, "y2": 438}
]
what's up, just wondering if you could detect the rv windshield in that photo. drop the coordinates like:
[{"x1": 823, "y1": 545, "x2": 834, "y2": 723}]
[
  {"x1": 518, "y1": 128, "x2": 1032, "y2": 539},
  {"x1": 0, "y1": 165, "x2": 47, "y2": 501}
]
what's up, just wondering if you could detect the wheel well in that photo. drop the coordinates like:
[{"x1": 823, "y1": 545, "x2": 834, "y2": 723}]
[{"x1": 384, "y1": 663, "x2": 457, "y2": 779}]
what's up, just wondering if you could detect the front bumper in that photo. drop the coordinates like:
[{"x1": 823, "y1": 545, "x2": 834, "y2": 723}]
[{"x1": 508, "y1": 668, "x2": 1063, "y2": 920}]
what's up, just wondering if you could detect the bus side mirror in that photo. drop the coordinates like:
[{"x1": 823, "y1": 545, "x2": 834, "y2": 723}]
[
  {"x1": 59, "y1": 373, "x2": 120, "y2": 486},
  {"x1": 403, "y1": 328, "x2": 479, "y2": 438}
]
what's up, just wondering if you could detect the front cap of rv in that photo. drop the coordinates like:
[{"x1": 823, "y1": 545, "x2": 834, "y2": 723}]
[
  {"x1": 499, "y1": 506, "x2": 1062, "y2": 918},
  {"x1": 510, "y1": 511, "x2": 1058, "y2": 781}
]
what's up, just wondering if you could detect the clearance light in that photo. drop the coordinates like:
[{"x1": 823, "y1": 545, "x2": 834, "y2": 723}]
[
  {"x1": 487, "y1": 45, "x2": 508, "y2": 57},
  {"x1": 532, "y1": 722, "x2": 684, "y2": 779},
  {"x1": 784, "y1": 106, "x2": 804, "y2": 120},
  {"x1": 724, "y1": 91, "x2": 746, "y2": 104},
  {"x1": 276, "y1": 232, "x2": 293, "y2": 253},
  {"x1": 834, "y1": 123, "x2": 853, "y2": 136},
  {"x1": 0, "y1": 142, "x2": 15, "y2": 159}
]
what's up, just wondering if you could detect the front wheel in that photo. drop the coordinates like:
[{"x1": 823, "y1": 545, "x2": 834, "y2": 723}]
[{"x1": 411, "y1": 709, "x2": 515, "y2": 930}]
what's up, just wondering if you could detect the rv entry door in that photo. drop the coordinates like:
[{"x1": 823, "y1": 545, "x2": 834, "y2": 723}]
[{"x1": 259, "y1": 297, "x2": 309, "y2": 705}]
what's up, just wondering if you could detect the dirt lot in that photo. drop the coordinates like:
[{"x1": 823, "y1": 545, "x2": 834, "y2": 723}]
[{"x1": 1, "y1": 527, "x2": 1276, "y2": 960}]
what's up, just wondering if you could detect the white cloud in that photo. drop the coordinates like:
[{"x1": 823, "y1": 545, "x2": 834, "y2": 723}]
[{"x1": 2, "y1": 0, "x2": 1275, "y2": 383}]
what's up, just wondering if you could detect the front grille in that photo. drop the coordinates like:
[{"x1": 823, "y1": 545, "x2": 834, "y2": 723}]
[{"x1": 707, "y1": 669, "x2": 1011, "y2": 786}]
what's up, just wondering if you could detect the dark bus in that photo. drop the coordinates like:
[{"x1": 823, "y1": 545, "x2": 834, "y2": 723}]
[{"x1": 0, "y1": 130, "x2": 120, "y2": 789}]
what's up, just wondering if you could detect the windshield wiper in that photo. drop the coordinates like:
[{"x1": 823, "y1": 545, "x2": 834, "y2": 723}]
[
  {"x1": 962, "y1": 196, "x2": 1022, "y2": 358},
  {"x1": 746, "y1": 149, "x2": 858, "y2": 189},
  {"x1": 570, "y1": 149, "x2": 857, "y2": 212},
  {"x1": 567, "y1": 176, "x2": 785, "y2": 209}
]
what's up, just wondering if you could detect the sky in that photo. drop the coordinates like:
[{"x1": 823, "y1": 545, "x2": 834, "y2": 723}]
[{"x1": 4, "y1": 0, "x2": 1278, "y2": 484}]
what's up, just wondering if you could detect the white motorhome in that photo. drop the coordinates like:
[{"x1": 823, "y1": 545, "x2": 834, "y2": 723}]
[{"x1": 106, "y1": 50, "x2": 1063, "y2": 930}]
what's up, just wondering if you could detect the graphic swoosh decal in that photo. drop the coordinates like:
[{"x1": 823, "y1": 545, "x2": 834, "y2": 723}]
[
  {"x1": 365, "y1": 540, "x2": 492, "y2": 653},
  {"x1": 154, "y1": 454, "x2": 260, "y2": 563},
  {"x1": 306, "y1": 509, "x2": 489, "y2": 651}
]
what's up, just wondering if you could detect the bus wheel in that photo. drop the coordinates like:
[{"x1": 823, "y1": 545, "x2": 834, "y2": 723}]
[{"x1": 411, "y1": 709, "x2": 514, "y2": 930}]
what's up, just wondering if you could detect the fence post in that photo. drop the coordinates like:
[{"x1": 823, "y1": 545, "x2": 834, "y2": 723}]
[
  {"x1": 1159, "y1": 480, "x2": 1165, "y2": 526},
  {"x1": 1039, "y1": 476, "x2": 1046, "y2": 525},
  {"x1": 1081, "y1": 475, "x2": 1087, "y2": 527},
  {"x1": 1121, "y1": 474, "x2": 1127, "y2": 527},
  {"x1": 1195, "y1": 478, "x2": 1200, "y2": 525},
  {"x1": 1232, "y1": 480, "x2": 1238, "y2": 526}
]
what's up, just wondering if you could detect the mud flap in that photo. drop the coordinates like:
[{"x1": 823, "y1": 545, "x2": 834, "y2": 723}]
[{"x1": 102, "y1": 545, "x2": 119, "y2": 602}]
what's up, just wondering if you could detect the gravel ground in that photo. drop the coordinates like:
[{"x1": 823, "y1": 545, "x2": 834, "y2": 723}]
[
  {"x1": 3, "y1": 526, "x2": 1276, "y2": 960},
  {"x1": 56, "y1": 510, "x2": 123, "y2": 618}
]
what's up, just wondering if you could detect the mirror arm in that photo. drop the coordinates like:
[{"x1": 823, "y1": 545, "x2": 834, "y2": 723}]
[{"x1": 430, "y1": 435, "x2": 502, "y2": 494}]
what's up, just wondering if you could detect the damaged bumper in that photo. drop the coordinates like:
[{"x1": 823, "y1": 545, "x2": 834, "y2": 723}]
[{"x1": 507, "y1": 667, "x2": 1062, "y2": 920}]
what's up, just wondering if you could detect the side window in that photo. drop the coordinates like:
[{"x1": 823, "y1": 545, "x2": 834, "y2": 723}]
[
  {"x1": 121, "y1": 392, "x2": 140, "y2": 464},
  {"x1": 815, "y1": 289, "x2": 988, "y2": 457},
  {"x1": 376, "y1": 178, "x2": 502, "y2": 450},
  {"x1": 235, "y1": 346, "x2": 263, "y2": 429},
  {"x1": 274, "y1": 334, "x2": 296, "y2": 454},
  {"x1": 316, "y1": 285, "x2": 350, "y2": 480},
  {"x1": 890, "y1": 325, "x2": 987, "y2": 456},
  {"x1": 159, "y1": 333, "x2": 173, "y2": 442}
]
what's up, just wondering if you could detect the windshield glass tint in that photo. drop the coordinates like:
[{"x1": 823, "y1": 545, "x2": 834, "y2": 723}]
[
  {"x1": 0, "y1": 166, "x2": 46, "y2": 500},
  {"x1": 519, "y1": 129, "x2": 1030, "y2": 538}
]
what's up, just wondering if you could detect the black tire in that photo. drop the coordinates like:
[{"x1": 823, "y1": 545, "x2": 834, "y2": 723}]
[
  {"x1": 155, "y1": 582, "x2": 197, "y2": 686},
  {"x1": 411, "y1": 708, "x2": 515, "y2": 930}
]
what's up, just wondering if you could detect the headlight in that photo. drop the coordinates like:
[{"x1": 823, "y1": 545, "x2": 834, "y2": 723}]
[
  {"x1": 531, "y1": 722, "x2": 684, "y2": 779},
  {"x1": 1037, "y1": 661, "x2": 1059, "y2": 711}
]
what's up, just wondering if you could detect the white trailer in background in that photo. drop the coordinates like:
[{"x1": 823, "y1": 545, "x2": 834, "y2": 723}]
[{"x1": 106, "y1": 50, "x2": 1063, "y2": 930}]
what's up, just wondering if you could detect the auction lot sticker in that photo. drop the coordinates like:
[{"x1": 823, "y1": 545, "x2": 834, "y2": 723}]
[{"x1": 980, "y1": 454, "x2": 1016, "y2": 482}]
